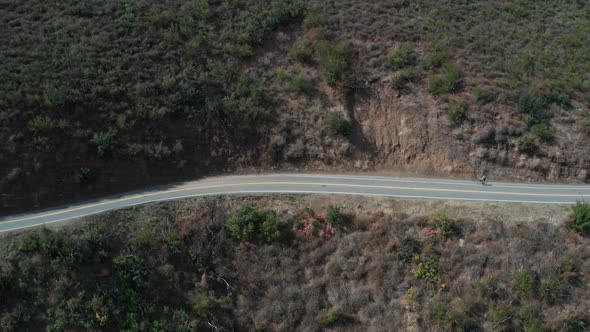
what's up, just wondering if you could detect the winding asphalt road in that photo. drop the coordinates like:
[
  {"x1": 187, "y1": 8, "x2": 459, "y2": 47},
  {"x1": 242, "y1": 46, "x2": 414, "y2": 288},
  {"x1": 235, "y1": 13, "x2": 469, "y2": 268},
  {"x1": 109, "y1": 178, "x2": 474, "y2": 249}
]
[{"x1": 1, "y1": 173, "x2": 589, "y2": 233}]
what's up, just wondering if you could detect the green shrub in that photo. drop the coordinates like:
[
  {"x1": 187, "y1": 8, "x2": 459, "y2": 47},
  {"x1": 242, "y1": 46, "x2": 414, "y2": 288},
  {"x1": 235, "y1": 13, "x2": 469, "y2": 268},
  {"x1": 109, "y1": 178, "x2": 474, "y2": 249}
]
[
  {"x1": 291, "y1": 73, "x2": 312, "y2": 93},
  {"x1": 518, "y1": 136, "x2": 537, "y2": 154},
  {"x1": 317, "y1": 42, "x2": 359, "y2": 88},
  {"x1": 319, "y1": 308, "x2": 343, "y2": 326},
  {"x1": 428, "y1": 64, "x2": 462, "y2": 96},
  {"x1": 275, "y1": 68, "x2": 289, "y2": 80},
  {"x1": 423, "y1": 50, "x2": 450, "y2": 70},
  {"x1": 447, "y1": 100, "x2": 468, "y2": 125},
  {"x1": 428, "y1": 212, "x2": 460, "y2": 236},
  {"x1": 391, "y1": 68, "x2": 418, "y2": 92},
  {"x1": 289, "y1": 41, "x2": 313, "y2": 62},
  {"x1": 260, "y1": 212, "x2": 281, "y2": 243},
  {"x1": 90, "y1": 130, "x2": 117, "y2": 158},
  {"x1": 571, "y1": 201, "x2": 590, "y2": 236},
  {"x1": 227, "y1": 204, "x2": 282, "y2": 243},
  {"x1": 326, "y1": 205, "x2": 345, "y2": 225},
  {"x1": 227, "y1": 204, "x2": 260, "y2": 242},
  {"x1": 387, "y1": 44, "x2": 415, "y2": 68},
  {"x1": 561, "y1": 317, "x2": 587, "y2": 332},
  {"x1": 531, "y1": 123, "x2": 552, "y2": 141},
  {"x1": 517, "y1": 91, "x2": 539, "y2": 114},
  {"x1": 486, "y1": 306, "x2": 512, "y2": 331},
  {"x1": 514, "y1": 267, "x2": 538, "y2": 297},
  {"x1": 28, "y1": 115, "x2": 54, "y2": 133},
  {"x1": 412, "y1": 251, "x2": 441, "y2": 283},
  {"x1": 77, "y1": 167, "x2": 96, "y2": 184},
  {"x1": 539, "y1": 276, "x2": 563, "y2": 304},
  {"x1": 325, "y1": 111, "x2": 351, "y2": 137},
  {"x1": 430, "y1": 299, "x2": 451, "y2": 326}
]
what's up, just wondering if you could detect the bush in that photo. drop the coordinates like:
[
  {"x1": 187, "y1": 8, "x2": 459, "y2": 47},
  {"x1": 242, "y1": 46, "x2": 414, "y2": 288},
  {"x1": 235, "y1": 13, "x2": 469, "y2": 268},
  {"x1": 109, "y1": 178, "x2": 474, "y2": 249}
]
[
  {"x1": 90, "y1": 130, "x2": 117, "y2": 158},
  {"x1": 317, "y1": 42, "x2": 359, "y2": 88},
  {"x1": 28, "y1": 115, "x2": 54, "y2": 133},
  {"x1": 518, "y1": 136, "x2": 537, "y2": 154},
  {"x1": 391, "y1": 69, "x2": 418, "y2": 92},
  {"x1": 514, "y1": 267, "x2": 538, "y2": 297},
  {"x1": 275, "y1": 68, "x2": 289, "y2": 80},
  {"x1": 561, "y1": 317, "x2": 587, "y2": 332},
  {"x1": 387, "y1": 44, "x2": 415, "y2": 68},
  {"x1": 397, "y1": 238, "x2": 420, "y2": 263},
  {"x1": 531, "y1": 123, "x2": 552, "y2": 141},
  {"x1": 289, "y1": 41, "x2": 313, "y2": 62},
  {"x1": 428, "y1": 64, "x2": 462, "y2": 96},
  {"x1": 428, "y1": 212, "x2": 460, "y2": 236},
  {"x1": 227, "y1": 204, "x2": 282, "y2": 243},
  {"x1": 260, "y1": 212, "x2": 281, "y2": 243},
  {"x1": 412, "y1": 251, "x2": 441, "y2": 283},
  {"x1": 227, "y1": 204, "x2": 260, "y2": 242},
  {"x1": 291, "y1": 73, "x2": 312, "y2": 93},
  {"x1": 447, "y1": 100, "x2": 468, "y2": 125},
  {"x1": 318, "y1": 308, "x2": 343, "y2": 326},
  {"x1": 539, "y1": 276, "x2": 563, "y2": 304},
  {"x1": 571, "y1": 201, "x2": 590, "y2": 236},
  {"x1": 326, "y1": 205, "x2": 345, "y2": 225},
  {"x1": 77, "y1": 167, "x2": 96, "y2": 185},
  {"x1": 422, "y1": 50, "x2": 450, "y2": 70},
  {"x1": 325, "y1": 111, "x2": 351, "y2": 137}
]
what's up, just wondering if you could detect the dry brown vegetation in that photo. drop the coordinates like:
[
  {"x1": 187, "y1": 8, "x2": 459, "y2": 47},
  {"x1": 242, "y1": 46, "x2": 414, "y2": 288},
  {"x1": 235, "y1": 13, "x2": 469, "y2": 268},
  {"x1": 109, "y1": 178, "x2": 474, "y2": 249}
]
[
  {"x1": 0, "y1": 196, "x2": 588, "y2": 331},
  {"x1": 2, "y1": 0, "x2": 590, "y2": 214}
]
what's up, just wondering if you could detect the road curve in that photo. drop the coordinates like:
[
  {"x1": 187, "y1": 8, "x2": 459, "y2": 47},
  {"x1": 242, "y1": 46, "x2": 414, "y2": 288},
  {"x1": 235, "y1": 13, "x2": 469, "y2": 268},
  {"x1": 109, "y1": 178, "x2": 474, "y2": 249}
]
[{"x1": 1, "y1": 173, "x2": 590, "y2": 233}]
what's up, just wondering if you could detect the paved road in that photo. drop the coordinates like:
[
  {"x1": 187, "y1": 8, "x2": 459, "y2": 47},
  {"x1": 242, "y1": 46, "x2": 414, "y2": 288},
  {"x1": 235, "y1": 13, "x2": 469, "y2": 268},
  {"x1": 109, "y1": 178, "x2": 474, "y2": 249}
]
[{"x1": 1, "y1": 173, "x2": 589, "y2": 233}]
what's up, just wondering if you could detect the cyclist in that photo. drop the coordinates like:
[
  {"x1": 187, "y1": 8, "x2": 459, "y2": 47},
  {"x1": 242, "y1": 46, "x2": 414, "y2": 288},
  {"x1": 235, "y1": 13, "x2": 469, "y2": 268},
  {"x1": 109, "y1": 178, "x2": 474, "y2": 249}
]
[{"x1": 480, "y1": 175, "x2": 487, "y2": 185}]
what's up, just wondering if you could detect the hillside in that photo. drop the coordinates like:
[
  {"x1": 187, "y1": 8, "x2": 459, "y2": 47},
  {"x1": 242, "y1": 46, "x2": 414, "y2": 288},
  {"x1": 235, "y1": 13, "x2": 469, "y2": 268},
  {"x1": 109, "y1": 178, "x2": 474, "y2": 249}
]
[
  {"x1": 2, "y1": 0, "x2": 590, "y2": 213},
  {"x1": 0, "y1": 196, "x2": 589, "y2": 331}
]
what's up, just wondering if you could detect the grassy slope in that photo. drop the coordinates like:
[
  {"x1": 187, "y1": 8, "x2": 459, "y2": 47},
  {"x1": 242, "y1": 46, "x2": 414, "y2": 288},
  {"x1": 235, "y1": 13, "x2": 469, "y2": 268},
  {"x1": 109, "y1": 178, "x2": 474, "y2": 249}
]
[
  {"x1": 0, "y1": 196, "x2": 588, "y2": 331},
  {"x1": 2, "y1": 0, "x2": 590, "y2": 213}
]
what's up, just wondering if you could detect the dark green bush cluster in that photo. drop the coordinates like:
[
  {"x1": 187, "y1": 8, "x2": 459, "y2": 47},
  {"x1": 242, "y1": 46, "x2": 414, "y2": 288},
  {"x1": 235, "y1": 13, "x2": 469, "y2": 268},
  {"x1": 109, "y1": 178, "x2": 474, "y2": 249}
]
[
  {"x1": 447, "y1": 100, "x2": 468, "y2": 125},
  {"x1": 531, "y1": 123, "x2": 552, "y2": 141},
  {"x1": 326, "y1": 205, "x2": 345, "y2": 225},
  {"x1": 318, "y1": 308, "x2": 344, "y2": 326},
  {"x1": 227, "y1": 204, "x2": 281, "y2": 243},
  {"x1": 90, "y1": 130, "x2": 117, "y2": 158},
  {"x1": 412, "y1": 249, "x2": 441, "y2": 283},
  {"x1": 325, "y1": 111, "x2": 351, "y2": 137},
  {"x1": 222, "y1": 74, "x2": 266, "y2": 119},
  {"x1": 571, "y1": 201, "x2": 590, "y2": 236},
  {"x1": 387, "y1": 44, "x2": 415, "y2": 68},
  {"x1": 428, "y1": 64, "x2": 462, "y2": 96},
  {"x1": 428, "y1": 212, "x2": 460, "y2": 236},
  {"x1": 289, "y1": 41, "x2": 313, "y2": 62},
  {"x1": 514, "y1": 267, "x2": 538, "y2": 297},
  {"x1": 291, "y1": 73, "x2": 312, "y2": 93},
  {"x1": 317, "y1": 42, "x2": 360, "y2": 88},
  {"x1": 518, "y1": 136, "x2": 537, "y2": 155}
]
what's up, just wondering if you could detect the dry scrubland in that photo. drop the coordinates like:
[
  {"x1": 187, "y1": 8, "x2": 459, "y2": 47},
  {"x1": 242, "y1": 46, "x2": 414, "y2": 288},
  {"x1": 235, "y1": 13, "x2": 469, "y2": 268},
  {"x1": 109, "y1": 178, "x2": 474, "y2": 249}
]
[
  {"x1": 3, "y1": 0, "x2": 590, "y2": 213},
  {"x1": 0, "y1": 196, "x2": 589, "y2": 331}
]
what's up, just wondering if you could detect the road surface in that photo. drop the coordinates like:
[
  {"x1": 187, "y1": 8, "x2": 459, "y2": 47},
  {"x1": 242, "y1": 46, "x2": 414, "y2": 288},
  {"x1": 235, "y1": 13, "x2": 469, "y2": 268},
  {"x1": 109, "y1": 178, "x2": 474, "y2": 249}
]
[{"x1": 1, "y1": 173, "x2": 589, "y2": 233}]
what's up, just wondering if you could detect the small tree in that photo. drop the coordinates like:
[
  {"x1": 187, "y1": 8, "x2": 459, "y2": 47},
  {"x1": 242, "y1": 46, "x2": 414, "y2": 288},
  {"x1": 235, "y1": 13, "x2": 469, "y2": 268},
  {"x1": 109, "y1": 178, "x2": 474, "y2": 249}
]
[
  {"x1": 447, "y1": 100, "x2": 467, "y2": 125},
  {"x1": 518, "y1": 136, "x2": 537, "y2": 155},
  {"x1": 387, "y1": 44, "x2": 415, "y2": 68},
  {"x1": 325, "y1": 111, "x2": 351, "y2": 137},
  {"x1": 261, "y1": 212, "x2": 281, "y2": 243},
  {"x1": 289, "y1": 41, "x2": 313, "y2": 62},
  {"x1": 326, "y1": 205, "x2": 345, "y2": 225},
  {"x1": 227, "y1": 204, "x2": 260, "y2": 241},
  {"x1": 91, "y1": 130, "x2": 117, "y2": 158},
  {"x1": 571, "y1": 201, "x2": 590, "y2": 236}
]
